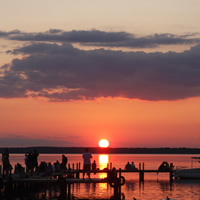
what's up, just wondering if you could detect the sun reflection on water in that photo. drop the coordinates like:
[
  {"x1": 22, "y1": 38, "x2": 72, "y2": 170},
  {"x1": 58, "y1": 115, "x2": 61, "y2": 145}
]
[
  {"x1": 99, "y1": 155, "x2": 109, "y2": 166},
  {"x1": 99, "y1": 154, "x2": 109, "y2": 179},
  {"x1": 99, "y1": 155, "x2": 109, "y2": 190}
]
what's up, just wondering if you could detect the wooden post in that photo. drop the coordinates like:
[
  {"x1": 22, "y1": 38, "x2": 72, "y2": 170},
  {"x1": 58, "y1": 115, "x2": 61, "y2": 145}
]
[
  {"x1": 60, "y1": 178, "x2": 67, "y2": 198},
  {"x1": 113, "y1": 181, "x2": 119, "y2": 198},
  {"x1": 139, "y1": 163, "x2": 144, "y2": 182},
  {"x1": 13, "y1": 183, "x2": 16, "y2": 192},
  {"x1": 76, "y1": 163, "x2": 80, "y2": 179},
  {"x1": 72, "y1": 163, "x2": 75, "y2": 178},
  {"x1": 110, "y1": 162, "x2": 112, "y2": 170},
  {"x1": 170, "y1": 163, "x2": 174, "y2": 182},
  {"x1": 170, "y1": 171, "x2": 173, "y2": 182},
  {"x1": 67, "y1": 183, "x2": 71, "y2": 199},
  {"x1": 139, "y1": 171, "x2": 144, "y2": 182},
  {"x1": 112, "y1": 168, "x2": 119, "y2": 198},
  {"x1": 118, "y1": 168, "x2": 121, "y2": 197},
  {"x1": 5, "y1": 176, "x2": 13, "y2": 196}
]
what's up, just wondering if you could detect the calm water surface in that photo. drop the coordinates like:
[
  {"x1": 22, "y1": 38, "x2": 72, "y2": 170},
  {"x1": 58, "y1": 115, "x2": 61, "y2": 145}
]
[{"x1": 4, "y1": 154, "x2": 200, "y2": 200}]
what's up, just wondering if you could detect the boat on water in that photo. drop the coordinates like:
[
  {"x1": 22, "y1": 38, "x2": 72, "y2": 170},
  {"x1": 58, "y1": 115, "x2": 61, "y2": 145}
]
[{"x1": 174, "y1": 157, "x2": 200, "y2": 179}]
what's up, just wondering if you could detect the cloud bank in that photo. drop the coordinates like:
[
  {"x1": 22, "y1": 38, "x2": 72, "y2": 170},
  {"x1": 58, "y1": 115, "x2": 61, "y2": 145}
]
[
  {"x1": 1, "y1": 29, "x2": 199, "y2": 48},
  {"x1": 1, "y1": 42, "x2": 200, "y2": 101}
]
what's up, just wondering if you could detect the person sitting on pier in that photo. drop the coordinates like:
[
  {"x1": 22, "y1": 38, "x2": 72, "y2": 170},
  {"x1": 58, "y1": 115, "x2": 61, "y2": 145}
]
[
  {"x1": 14, "y1": 163, "x2": 25, "y2": 176},
  {"x1": 131, "y1": 162, "x2": 138, "y2": 171},
  {"x1": 107, "y1": 167, "x2": 117, "y2": 182},
  {"x1": 92, "y1": 160, "x2": 97, "y2": 174},
  {"x1": 38, "y1": 161, "x2": 47, "y2": 174},
  {"x1": 131, "y1": 162, "x2": 135, "y2": 168},
  {"x1": 46, "y1": 162, "x2": 53, "y2": 176},
  {"x1": 82, "y1": 148, "x2": 92, "y2": 179},
  {"x1": 158, "y1": 161, "x2": 170, "y2": 172},
  {"x1": 125, "y1": 162, "x2": 132, "y2": 171},
  {"x1": 54, "y1": 161, "x2": 61, "y2": 172}
]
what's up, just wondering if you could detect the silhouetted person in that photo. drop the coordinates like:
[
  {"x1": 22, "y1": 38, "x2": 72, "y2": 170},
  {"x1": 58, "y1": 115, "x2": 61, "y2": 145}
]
[
  {"x1": 125, "y1": 162, "x2": 132, "y2": 171},
  {"x1": 131, "y1": 161, "x2": 138, "y2": 171},
  {"x1": 92, "y1": 160, "x2": 97, "y2": 174},
  {"x1": 33, "y1": 149, "x2": 39, "y2": 172},
  {"x1": 54, "y1": 160, "x2": 61, "y2": 172},
  {"x1": 25, "y1": 152, "x2": 29, "y2": 173},
  {"x1": 14, "y1": 163, "x2": 24, "y2": 177},
  {"x1": 107, "y1": 167, "x2": 117, "y2": 181},
  {"x1": 2, "y1": 148, "x2": 12, "y2": 178},
  {"x1": 61, "y1": 154, "x2": 68, "y2": 171},
  {"x1": 131, "y1": 162, "x2": 135, "y2": 168},
  {"x1": 25, "y1": 151, "x2": 35, "y2": 175},
  {"x1": 46, "y1": 162, "x2": 53, "y2": 176},
  {"x1": 38, "y1": 161, "x2": 47, "y2": 173},
  {"x1": 82, "y1": 148, "x2": 92, "y2": 179},
  {"x1": 158, "y1": 161, "x2": 170, "y2": 171}
]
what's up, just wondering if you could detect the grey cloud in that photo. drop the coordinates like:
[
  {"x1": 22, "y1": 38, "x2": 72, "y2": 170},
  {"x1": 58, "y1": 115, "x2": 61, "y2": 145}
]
[
  {"x1": 85, "y1": 33, "x2": 200, "y2": 48},
  {"x1": 8, "y1": 43, "x2": 78, "y2": 55},
  {"x1": 0, "y1": 30, "x2": 23, "y2": 38},
  {"x1": 1, "y1": 29, "x2": 200, "y2": 48},
  {"x1": 1, "y1": 43, "x2": 200, "y2": 101}
]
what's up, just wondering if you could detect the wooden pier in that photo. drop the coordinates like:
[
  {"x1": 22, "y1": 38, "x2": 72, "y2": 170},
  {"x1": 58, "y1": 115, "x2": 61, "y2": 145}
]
[
  {"x1": 0, "y1": 169, "x2": 125, "y2": 199},
  {"x1": 0, "y1": 162, "x2": 174, "y2": 199}
]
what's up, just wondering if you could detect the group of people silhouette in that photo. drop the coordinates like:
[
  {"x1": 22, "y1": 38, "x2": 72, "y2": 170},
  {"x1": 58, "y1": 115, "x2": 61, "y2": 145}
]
[
  {"x1": 1, "y1": 148, "x2": 70, "y2": 178},
  {"x1": 36, "y1": 154, "x2": 68, "y2": 176},
  {"x1": 25, "y1": 149, "x2": 39, "y2": 174},
  {"x1": 3, "y1": 148, "x2": 170, "y2": 180},
  {"x1": 125, "y1": 161, "x2": 138, "y2": 171},
  {"x1": 1, "y1": 148, "x2": 95, "y2": 179}
]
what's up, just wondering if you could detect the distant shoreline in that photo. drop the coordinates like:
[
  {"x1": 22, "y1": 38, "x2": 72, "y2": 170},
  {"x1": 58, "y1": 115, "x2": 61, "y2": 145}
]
[{"x1": 0, "y1": 147, "x2": 200, "y2": 154}]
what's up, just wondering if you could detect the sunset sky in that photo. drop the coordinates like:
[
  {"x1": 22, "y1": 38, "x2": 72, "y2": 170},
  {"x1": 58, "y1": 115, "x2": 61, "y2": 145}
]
[{"x1": 0, "y1": 0, "x2": 200, "y2": 148}]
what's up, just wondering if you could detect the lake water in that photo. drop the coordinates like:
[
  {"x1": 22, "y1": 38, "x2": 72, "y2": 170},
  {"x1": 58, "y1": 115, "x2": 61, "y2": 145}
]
[{"x1": 2, "y1": 154, "x2": 200, "y2": 200}]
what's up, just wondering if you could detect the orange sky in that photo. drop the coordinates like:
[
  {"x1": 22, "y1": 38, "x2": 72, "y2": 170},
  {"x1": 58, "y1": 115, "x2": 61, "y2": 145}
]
[{"x1": 0, "y1": 97, "x2": 199, "y2": 147}]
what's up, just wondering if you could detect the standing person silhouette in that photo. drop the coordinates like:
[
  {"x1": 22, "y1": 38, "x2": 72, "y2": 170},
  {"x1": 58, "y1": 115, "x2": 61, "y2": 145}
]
[
  {"x1": 82, "y1": 148, "x2": 92, "y2": 179},
  {"x1": 61, "y1": 154, "x2": 68, "y2": 171},
  {"x1": 2, "y1": 148, "x2": 12, "y2": 178},
  {"x1": 33, "y1": 149, "x2": 39, "y2": 173}
]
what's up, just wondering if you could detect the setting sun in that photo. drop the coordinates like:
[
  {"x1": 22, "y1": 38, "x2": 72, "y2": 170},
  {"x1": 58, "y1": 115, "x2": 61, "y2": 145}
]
[{"x1": 99, "y1": 139, "x2": 109, "y2": 148}]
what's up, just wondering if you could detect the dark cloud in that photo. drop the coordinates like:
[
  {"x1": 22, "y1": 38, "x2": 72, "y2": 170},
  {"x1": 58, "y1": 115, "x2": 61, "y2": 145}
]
[
  {"x1": 1, "y1": 29, "x2": 200, "y2": 48},
  {"x1": 0, "y1": 30, "x2": 23, "y2": 38},
  {"x1": 1, "y1": 43, "x2": 200, "y2": 101}
]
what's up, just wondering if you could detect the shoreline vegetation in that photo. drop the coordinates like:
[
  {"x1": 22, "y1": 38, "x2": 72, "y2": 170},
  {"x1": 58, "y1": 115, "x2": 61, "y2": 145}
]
[{"x1": 0, "y1": 147, "x2": 199, "y2": 154}]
